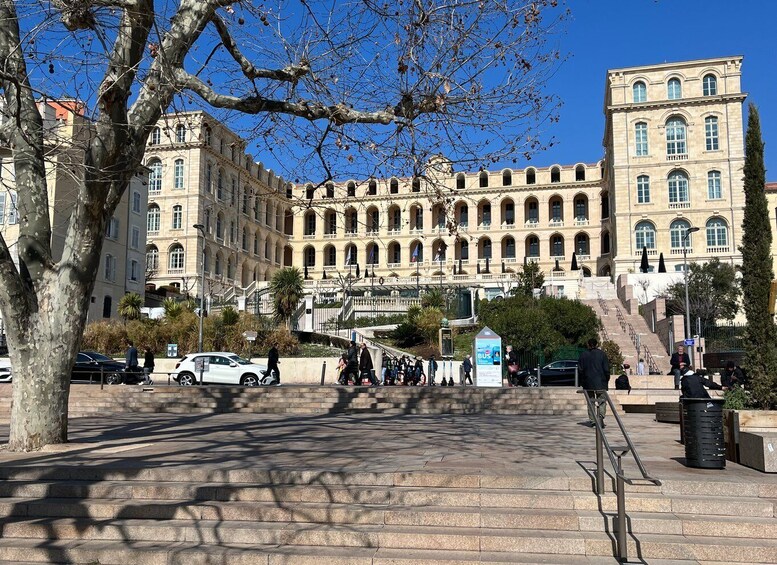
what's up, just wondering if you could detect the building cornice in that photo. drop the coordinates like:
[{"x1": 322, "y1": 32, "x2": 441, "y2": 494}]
[{"x1": 607, "y1": 93, "x2": 747, "y2": 115}]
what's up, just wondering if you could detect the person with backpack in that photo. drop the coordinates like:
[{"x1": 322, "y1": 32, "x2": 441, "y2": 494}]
[{"x1": 614, "y1": 371, "x2": 631, "y2": 394}]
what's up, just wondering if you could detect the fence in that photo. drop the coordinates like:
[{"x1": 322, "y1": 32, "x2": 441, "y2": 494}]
[{"x1": 702, "y1": 323, "x2": 747, "y2": 353}]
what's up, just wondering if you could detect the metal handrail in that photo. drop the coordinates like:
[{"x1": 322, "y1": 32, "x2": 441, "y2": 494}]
[
  {"x1": 642, "y1": 345, "x2": 660, "y2": 375},
  {"x1": 578, "y1": 389, "x2": 661, "y2": 562},
  {"x1": 596, "y1": 292, "x2": 609, "y2": 315}
]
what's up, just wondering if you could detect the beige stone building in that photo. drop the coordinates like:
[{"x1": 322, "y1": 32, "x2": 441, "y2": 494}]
[
  {"x1": 294, "y1": 57, "x2": 748, "y2": 287},
  {"x1": 142, "y1": 111, "x2": 294, "y2": 306},
  {"x1": 0, "y1": 99, "x2": 147, "y2": 326}
]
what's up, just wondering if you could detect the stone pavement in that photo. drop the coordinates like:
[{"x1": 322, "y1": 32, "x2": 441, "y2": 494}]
[{"x1": 0, "y1": 410, "x2": 768, "y2": 485}]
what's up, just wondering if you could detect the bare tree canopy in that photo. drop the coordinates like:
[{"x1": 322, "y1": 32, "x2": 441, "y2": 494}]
[{"x1": 0, "y1": 0, "x2": 565, "y2": 451}]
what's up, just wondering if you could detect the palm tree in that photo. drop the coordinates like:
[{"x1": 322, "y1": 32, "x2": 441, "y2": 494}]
[
  {"x1": 162, "y1": 297, "x2": 184, "y2": 320},
  {"x1": 117, "y1": 292, "x2": 143, "y2": 321},
  {"x1": 269, "y1": 267, "x2": 304, "y2": 329}
]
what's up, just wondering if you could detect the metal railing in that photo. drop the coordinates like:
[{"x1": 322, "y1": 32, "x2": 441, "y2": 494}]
[
  {"x1": 579, "y1": 390, "x2": 661, "y2": 562},
  {"x1": 642, "y1": 345, "x2": 660, "y2": 375},
  {"x1": 596, "y1": 292, "x2": 609, "y2": 315}
]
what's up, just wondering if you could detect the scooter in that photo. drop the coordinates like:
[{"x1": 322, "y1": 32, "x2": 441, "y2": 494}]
[{"x1": 260, "y1": 368, "x2": 280, "y2": 386}]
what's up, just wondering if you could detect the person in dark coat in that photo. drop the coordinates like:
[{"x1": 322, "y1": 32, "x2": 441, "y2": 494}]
[
  {"x1": 720, "y1": 361, "x2": 745, "y2": 390},
  {"x1": 680, "y1": 368, "x2": 722, "y2": 399},
  {"x1": 267, "y1": 345, "x2": 281, "y2": 385},
  {"x1": 358, "y1": 343, "x2": 377, "y2": 385},
  {"x1": 344, "y1": 340, "x2": 360, "y2": 385},
  {"x1": 427, "y1": 355, "x2": 438, "y2": 386},
  {"x1": 578, "y1": 337, "x2": 610, "y2": 427},
  {"x1": 125, "y1": 341, "x2": 139, "y2": 370},
  {"x1": 142, "y1": 347, "x2": 155, "y2": 385},
  {"x1": 413, "y1": 356, "x2": 425, "y2": 385},
  {"x1": 669, "y1": 345, "x2": 691, "y2": 390},
  {"x1": 462, "y1": 355, "x2": 473, "y2": 385}
]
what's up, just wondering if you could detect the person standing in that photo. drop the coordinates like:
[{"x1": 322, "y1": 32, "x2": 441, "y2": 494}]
[
  {"x1": 413, "y1": 356, "x2": 425, "y2": 386},
  {"x1": 670, "y1": 345, "x2": 691, "y2": 390},
  {"x1": 344, "y1": 340, "x2": 360, "y2": 385},
  {"x1": 636, "y1": 358, "x2": 645, "y2": 376},
  {"x1": 125, "y1": 340, "x2": 139, "y2": 373},
  {"x1": 462, "y1": 355, "x2": 473, "y2": 385},
  {"x1": 578, "y1": 337, "x2": 610, "y2": 428},
  {"x1": 506, "y1": 345, "x2": 519, "y2": 386},
  {"x1": 427, "y1": 354, "x2": 438, "y2": 386},
  {"x1": 142, "y1": 346, "x2": 155, "y2": 385},
  {"x1": 358, "y1": 343, "x2": 377, "y2": 385},
  {"x1": 267, "y1": 345, "x2": 281, "y2": 386},
  {"x1": 680, "y1": 368, "x2": 722, "y2": 399}
]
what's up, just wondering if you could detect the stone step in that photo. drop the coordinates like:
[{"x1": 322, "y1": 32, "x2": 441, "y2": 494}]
[{"x1": 0, "y1": 518, "x2": 775, "y2": 563}]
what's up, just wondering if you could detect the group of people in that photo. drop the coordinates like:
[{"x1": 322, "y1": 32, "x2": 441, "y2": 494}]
[{"x1": 124, "y1": 340, "x2": 155, "y2": 385}]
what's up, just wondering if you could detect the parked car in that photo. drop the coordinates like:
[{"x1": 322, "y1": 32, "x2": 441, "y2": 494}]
[
  {"x1": 0, "y1": 360, "x2": 11, "y2": 383},
  {"x1": 514, "y1": 360, "x2": 580, "y2": 387},
  {"x1": 171, "y1": 352, "x2": 269, "y2": 386},
  {"x1": 72, "y1": 351, "x2": 144, "y2": 385}
]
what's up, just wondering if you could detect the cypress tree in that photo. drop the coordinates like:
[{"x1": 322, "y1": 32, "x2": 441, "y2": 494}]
[{"x1": 740, "y1": 104, "x2": 777, "y2": 408}]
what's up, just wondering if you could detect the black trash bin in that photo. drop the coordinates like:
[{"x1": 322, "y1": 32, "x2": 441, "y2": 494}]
[{"x1": 681, "y1": 398, "x2": 725, "y2": 469}]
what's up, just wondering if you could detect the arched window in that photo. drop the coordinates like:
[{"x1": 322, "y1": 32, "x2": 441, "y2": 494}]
[
  {"x1": 458, "y1": 204, "x2": 469, "y2": 226},
  {"x1": 175, "y1": 124, "x2": 186, "y2": 143},
  {"x1": 347, "y1": 182, "x2": 356, "y2": 197},
  {"x1": 241, "y1": 227, "x2": 248, "y2": 250},
  {"x1": 575, "y1": 233, "x2": 589, "y2": 255},
  {"x1": 574, "y1": 197, "x2": 588, "y2": 220},
  {"x1": 230, "y1": 177, "x2": 237, "y2": 205},
  {"x1": 703, "y1": 74, "x2": 717, "y2": 96},
  {"x1": 667, "y1": 78, "x2": 682, "y2": 100},
  {"x1": 635, "y1": 122, "x2": 648, "y2": 156},
  {"x1": 169, "y1": 244, "x2": 185, "y2": 270},
  {"x1": 479, "y1": 171, "x2": 489, "y2": 188},
  {"x1": 668, "y1": 171, "x2": 689, "y2": 205},
  {"x1": 229, "y1": 220, "x2": 236, "y2": 244},
  {"x1": 637, "y1": 175, "x2": 650, "y2": 203},
  {"x1": 204, "y1": 209, "x2": 211, "y2": 232},
  {"x1": 368, "y1": 180, "x2": 377, "y2": 195},
  {"x1": 173, "y1": 159, "x2": 184, "y2": 189},
  {"x1": 550, "y1": 167, "x2": 560, "y2": 183},
  {"x1": 635, "y1": 221, "x2": 656, "y2": 250},
  {"x1": 708, "y1": 171, "x2": 722, "y2": 199},
  {"x1": 503, "y1": 237, "x2": 516, "y2": 258},
  {"x1": 145, "y1": 245, "x2": 159, "y2": 271},
  {"x1": 150, "y1": 127, "x2": 160, "y2": 145},
  {"x1": 367, "y1": 207, "x2": 379, "y2": 233},
  {"x1": 227, "y1": 256, "x2": 235, "y2": 279},
  {"x1": 304, "y1": 211, "x2": 316, "y2": 236},
  {"x1": 410, "y1": 241, "x2": 423, "y2": 262},
  {"x1": 203, "y1": 125, "x2": 212, "y2": 145},
  {"x1": 575, "y1": 165, "x2": 585, "y2": 181},
  {"x1": 148, "y1": 160, "x2": 162, "y2": 193},
  {"x1": 412, "y1": 177, "x2": 421, "y2": 192},
  {"x1": 215, "y1": 254, "x2": 222, "y2": 275},
  {"x1": 390, "y1": 178, "x2": 399, "y2": 194},
  {"x1": 670, "y1": 220, "x2": 691, "y2": 250},
  {"x1": 147, "y1": 204, "x2": 160, "y2": 233},
  {"x1": 633, "y1": 81, "x2": 647, "y2": 103},
  {"x1": 217, "y1": 170, "x2": 224, "y2": 200},
  {"x1": 706, "y1": 218, "x2": 729, "y2": 248},
  {"x1": 171, "y1": 205, "x2": 182, "y2": 229},
  {"x1": 481, "y1": 239, "x2": 492, "y2": 259},
  {"x1": 551, "y1": 235, "x2": 564, "y2": 257},
  {"x1": 526, "y1": 168, "x2": 536, "y2": 185},
  {"x1": 666, "y1": 118, "x2": 687, "y2": 157},
  {"x1": 367, "y1": 243, "x2": 379, "y2": 264},
  {"x1": 345, "y1": 244, "x2": 357, "y2": 265},
  {"x1": 264, "y1": 240, "x2": 271, "y2": 260},
  {"x1": 526, "y1": 236, "x2": 539, "y2": 258},
  {"x1": 253, "y1": 232, "x2": 260, "y2": 255},
  {"x1": 389, "y1": 242, "x2": 401, "y2": 264},
  {"x1": 460, "y1": 240, "x2": 469, "y2": 260},
  {"x1": 502, "y1": 170, "x2": 512, "y2": 186},
  {"x1": 304, "y1": 247, "x2": 316, "y2": 267},
  {"x1": 325, "y1": 182, "x2": 334, "y2": 198},
  {"x1": 705, "y1": 116, "x2": 719, "y2": 151},
  {"x1": 456, "y1": 174, "x2": 465, "y2": 190}
]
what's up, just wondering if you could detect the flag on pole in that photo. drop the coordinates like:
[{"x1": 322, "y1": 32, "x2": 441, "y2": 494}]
[
  {"x1": 368, "y1": 246, "x2": 375, "y2": 264},
  {"x1": 345, "y1": 246, "x2": 352, "y2": 266},
  {"x1": 434, "y1": 246, "x2": 442, "y2": 262},
  {"x1": 411, "y1": 244, "x2": 420, "y2": 263}
]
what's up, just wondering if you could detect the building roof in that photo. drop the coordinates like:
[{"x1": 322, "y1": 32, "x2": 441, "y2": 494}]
[{"x1": 766, "y1": 182, "x2": 777, "y2": 192}]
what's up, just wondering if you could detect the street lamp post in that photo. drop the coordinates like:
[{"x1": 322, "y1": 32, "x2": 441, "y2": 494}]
[
  {"x1": 682, "y1": 227, "x2": 700, "y2": 367},
  {"x1": 193, "y1": 224, "x2": 206, "y2": 353}
]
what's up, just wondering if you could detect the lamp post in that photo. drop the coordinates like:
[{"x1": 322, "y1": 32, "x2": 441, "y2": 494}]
[
  {"x1": 193, "y1": 223, "x2": 206, "y2": 353},
  {"x1": 682, "y1": 227, "x2": 700, "y2": 367}
]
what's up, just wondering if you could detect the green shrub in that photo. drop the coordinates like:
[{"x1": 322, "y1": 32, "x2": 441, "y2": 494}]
[
  {"x1": 601, "y1": 340, "x2": 624, "y2": 372},
  {"x1": 723, "y1": 385, "x2": 751, "y2": 410}
]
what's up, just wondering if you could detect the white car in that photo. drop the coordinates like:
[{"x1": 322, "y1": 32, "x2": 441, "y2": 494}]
[
  {"x1": 171, "y1": 352, "x2": 269, "y2": 386},
  {"x1": 0, "y1": 363, "x2": 11, "y2": 383}
]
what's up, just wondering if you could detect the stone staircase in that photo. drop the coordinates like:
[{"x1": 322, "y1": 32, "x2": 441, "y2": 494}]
[
  {"x1": 584, "y1": 298, "x2": 669, "y2": 373},
  {"x1": 0, "y1": 385, "x2": 623, "y2": 423},
  {"x1": 0, "y1": 465, "x2": 774, "y2": 564}
]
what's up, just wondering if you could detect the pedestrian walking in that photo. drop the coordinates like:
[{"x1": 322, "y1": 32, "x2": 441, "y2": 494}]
[
  {"x1": 578, "y1": 337, "x2": 610, "y2": 428},
  {"x1": 344, "y1": 340, "x2": 360, "y2": 385},
  {"x1": 427, "y1": 354, "x2": 438, "y2": 386},
  {"x1": 462, "y1": 354, "x2": 473, "y2": 385},
  {"x1": 142, "y1": 346, "x2": 155, "y2": 385},
  {"x1": 267, "y1": 345, "x2": 281, "y2": 386},
  {"x1": 358, "y1": 343, "x2": 377, "y2": 385}
]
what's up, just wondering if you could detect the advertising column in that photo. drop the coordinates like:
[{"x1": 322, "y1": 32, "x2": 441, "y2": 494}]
[{"x1": 474, "y1": 326, "x2": 502, "y2": 387}]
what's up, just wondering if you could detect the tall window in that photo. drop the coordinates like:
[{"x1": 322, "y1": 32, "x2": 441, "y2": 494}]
[
  {"x1": 479, "y1": 171, "x2": 488, "y2": 188},
  {"x1": 635, "y1": 221, "x2": 656, "y2": 250},
  {"x1": 550, "y1": 167, "x2": 560, "y2": 183},
  {"x1": 574, "y1": 198, "x2": 587, "y2": 220},
  {"x1": 459, "y1": 205, "x2": 468, "y2": 226},
  {"x1": 169, "y1": 244, "x2": 185, "y2": 270},
  {"x1": 304, "y1": 212, "x2": 316, "y2": 235},
  {"x1": 551, "y1": 235, "x2": 563, "y2": 257},
  {"x1": 347, "y1": 182, "x2": 356, "y2": 197},
  {"x1": 637, "y1": 175, "x2": 650, "y2": 203},
  {"x1": 706, "y1": 218, "x2": 728, "y2": 247},
  {"x1": 666, "y1": 118, "x2": 687, "y2": 156},
  {"x1": 456, "y1": 174, "x2": 465, "y2": 190},
  {"x1": 205, "y1": 163, "x2": 213, "y2": 193},
  {"x1": 460, "y1": 240, "x2": 469, "y2": 260},
  {"x1": 635, "y1": 122, "x2": 648, "y2": 156},
  {"x1": 217, "y1": 170, "x2": 224, "y2": 200},
  {"x1": 242, "y1": 191, "x2": 249, "y2": 214},
  {"x1": 412, "y1": 178, "x2": 421, "y2": 193},
  {"x1": 368, "y1": 180, "x2": 377, "y2": 195},
  {"x1": 668, "y1": 171, "x2": 689, "y2": 204},
  {"x1": 502, "y1": 170, "x2": 512, "y2": 186},
  {"x1": 231, "y1": 177, "x2": 237, "y2": 205},
  {"x1": 130, "y1": 227, "x2": 140, "y2": 250},
  {"x1": 132, "y1": 191, "x2": 142, "y2": 214},
  {"x1": 526, "y1": 200, "x2": 538, "y2": 223},
  {"x1": 703, "y1": 74, "x2": 717, "y2": 96},
  {"x1": 175, "y1": 124, "x2": 186, "y2": 143},
  {"x1": 0, "y1": 193, "x2": 5, "y2": 224},
  {"x1": 551, "y1": 200, "x2": 561, "y2": 221},
  {"x1": 104, "y1": 255, "x2": 116, "y2": 281},
  {"x1": 667, "y1": 78, "x2": 682, "y2": 100},
  {"x1": 216, "y1": 214, "x2": 223, "y2": 239},
  {"x1": 707, "y1": 171, "x2": 722, "y2": 199},
  {"x1": 106, "y1": 217, "x2": 119, "y2": 239},
  {"x1": 171, "y1": 205, "x2": 182, "y2": 229},
  {"x1": 229, "y1": 221, "x2": 235, "y2": 244},
  {"x1": 173, "y1": 159, "x2": 184, "y2": 189},
  {"x1": 129, "y1": 260, "x2": 139, "y2": 281},
  {"x1": 242, "y1": 228, "x2": 248, "y2": 250},
  {"x1": 526, "y1": 169, "x2": 536, "y2": 184},
  {"x1": 390, "y1": 179, "x2": 399, "y2": 194},
  {"x1": 148, "y1": 160, "x2": 162, "y2": 193},
  {"x1": 705, "y1": 116, "x2": 719, "y2": 151},
  {"x1": 150, "y1": 127, "x2": 160, "y2": 145},
  {"x1": 527, "y1": 236, "x2": 539, "y2": 257},
  {"x1": 205, "y1": 209, "x2": 211, "y2": 232},
  {"x1": 670, "y1": 220, "x2": 691, "y2": 250},
  {"x1": 147, "y1": 205, "x2": 160, "y2": 233},
  {"x1": 146, "y1": 245, "x2": 159, "y2": 271},
  {"x1": 633, "y1": 81, "x2": 647, "y2": 103}
]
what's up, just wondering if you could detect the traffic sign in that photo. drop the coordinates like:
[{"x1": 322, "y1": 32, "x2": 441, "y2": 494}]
[
  {"x1": 683, "y1": 338, "x2": 695, "y2": 346},
  {"x1": 243, "y1": 331, "x2": 258, "y2": 342}
]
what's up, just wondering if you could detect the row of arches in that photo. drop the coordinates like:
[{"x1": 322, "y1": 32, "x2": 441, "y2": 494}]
[
  {"x1": 301, "y1": 233, "x2": 593, "y2": 268},
  {"x1": 631, "y1": 72, "x2": 719, "y2": 103},
  {"x1": 634, "y1": 217, "x2": 730, "y2": 252},
  {"x1": 302, "y1": 195, "x2": 592, "y2": 236}
]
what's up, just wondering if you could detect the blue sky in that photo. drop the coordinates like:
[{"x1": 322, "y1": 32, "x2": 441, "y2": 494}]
[
  {"x1": 250, "y1": 0, "x2": 776, "y2": 181},
  {"x1": 537, "y1": 0, "x2": 776, "y2": 179}
]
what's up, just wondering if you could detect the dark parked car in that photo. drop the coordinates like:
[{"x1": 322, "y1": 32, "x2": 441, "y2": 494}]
[
  {"x1": 72, "y1": 351, "x2": 143, "y2": 385},
  {"x1": 514, "y1": 360, "x2": 580, "y2": 387}
]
